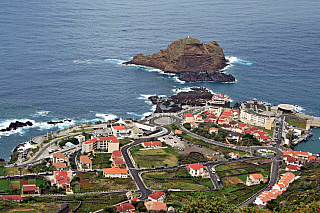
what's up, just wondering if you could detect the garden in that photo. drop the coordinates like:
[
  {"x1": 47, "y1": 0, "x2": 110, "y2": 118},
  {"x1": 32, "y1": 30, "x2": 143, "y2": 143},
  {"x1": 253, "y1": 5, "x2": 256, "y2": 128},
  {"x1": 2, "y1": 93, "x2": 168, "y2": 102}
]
[
  {"x1": 91, "y1": 153, "x2": 112, "y2": 169},
  {"x1": 142, "y1": 167, "x2": 214, "y2": 190},
  {"x1": 71, "y1": 172, "x2": 136, "y2": 193},
  {"x1": 131, "y1": 146, "x2": 178, "y2": 168}
]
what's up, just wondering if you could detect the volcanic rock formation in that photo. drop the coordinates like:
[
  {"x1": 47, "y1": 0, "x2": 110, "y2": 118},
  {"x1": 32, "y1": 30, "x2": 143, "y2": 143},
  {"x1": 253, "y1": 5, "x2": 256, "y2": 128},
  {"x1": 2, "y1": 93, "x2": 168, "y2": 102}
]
[{"x1": 123, "y1": 37, "x2": 235, "y2": 82}]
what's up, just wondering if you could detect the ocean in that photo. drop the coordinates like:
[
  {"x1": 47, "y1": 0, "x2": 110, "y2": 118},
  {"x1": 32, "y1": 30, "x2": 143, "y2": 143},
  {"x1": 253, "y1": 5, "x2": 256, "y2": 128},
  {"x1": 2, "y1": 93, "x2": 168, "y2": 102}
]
[{"x1": 0, "y1": 0, "x2": 319, "y2": 161}]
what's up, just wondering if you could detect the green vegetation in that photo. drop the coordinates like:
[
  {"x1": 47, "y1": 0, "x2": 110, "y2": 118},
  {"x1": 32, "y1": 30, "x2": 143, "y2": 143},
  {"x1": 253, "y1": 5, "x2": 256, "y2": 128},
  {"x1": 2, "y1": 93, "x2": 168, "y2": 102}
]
[
  {"x1": 91, "y1": 153, "x2": 112, "y2": 169},
  {"x1": 29, "y1": 159, "x2": 55, "y2": 173},
  {"x1": 131, "y1": 148, "x2": 178, "y2": 168},
  {"x1": 72, "y1": 172, "x2": 136, "y2": 193},
  {"x1": 286, "y1": 118, "x2": 307, "y2": 129},
  {"x1": 142, "y1": 168, "x2": 214, "y2": 190},
  {"x1": 58, "y1": 137, "x2": 79, "y2": 146},
  {"x1": 0, "y1": 179, "x2": 9, "y2": 191},
  {"x1": 70, "y1": 128, "x2": 94, "y2": 133},
  {"x1": 119, "y1": 138, "x2": 132, "y2": 147}
]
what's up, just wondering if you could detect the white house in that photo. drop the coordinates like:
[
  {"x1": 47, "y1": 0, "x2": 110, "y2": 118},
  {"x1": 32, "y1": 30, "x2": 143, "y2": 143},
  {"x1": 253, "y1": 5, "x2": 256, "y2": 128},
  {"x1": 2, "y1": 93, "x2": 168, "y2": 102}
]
[
  {"x1": 246, "y1": 174, "x2": 264, "y2": 186},
  {"x1": 79, "y1": 155, "x2": 92, "y2": 171},
  {"x1": 228, "y1": 152, "x2": 239, "y2": 159},
  {"x1": 52, "y1": 152, "x2": 65, "y2": 163},
  {"x1": 209, "y1": 127, "x2": 218, "y2": 134},
  {"x1": 186, "y1": 163, "x2": 204, "y2": 177},
  {"x1": 102, "y1": 168, "x2": 128, "y2": 178},
  {"x1": 148, "y1": 191, "x2": 166, "y2": 202}
]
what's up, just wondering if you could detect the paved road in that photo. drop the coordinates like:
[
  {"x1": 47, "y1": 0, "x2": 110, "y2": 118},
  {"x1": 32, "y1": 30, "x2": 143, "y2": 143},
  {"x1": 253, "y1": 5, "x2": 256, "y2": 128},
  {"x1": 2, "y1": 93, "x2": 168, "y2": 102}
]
[{"x1": 121, "y1": 126, "x2": 171, "y2": 200}]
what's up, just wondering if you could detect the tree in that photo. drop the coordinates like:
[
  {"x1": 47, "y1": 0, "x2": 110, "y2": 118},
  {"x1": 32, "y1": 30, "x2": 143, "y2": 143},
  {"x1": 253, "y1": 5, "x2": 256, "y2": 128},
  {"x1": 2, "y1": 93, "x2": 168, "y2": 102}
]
[
  {"x1": 18, "y1": 167, "x2": 23, "y2": 178},
  {"x1": 181, "y1": 193, "x2": 236, "y2": 213}
]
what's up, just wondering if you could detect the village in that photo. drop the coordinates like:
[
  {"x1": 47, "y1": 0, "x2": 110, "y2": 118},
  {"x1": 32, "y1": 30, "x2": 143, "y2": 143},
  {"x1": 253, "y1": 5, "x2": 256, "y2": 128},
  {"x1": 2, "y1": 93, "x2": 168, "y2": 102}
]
[{"x1": 1, "y1": 91, "x2": 320, "y2": 212}]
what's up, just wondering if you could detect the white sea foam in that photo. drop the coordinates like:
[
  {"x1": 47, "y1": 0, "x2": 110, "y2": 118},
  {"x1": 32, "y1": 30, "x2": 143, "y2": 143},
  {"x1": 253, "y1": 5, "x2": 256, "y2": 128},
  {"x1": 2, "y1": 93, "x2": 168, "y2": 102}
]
[
  {"x1": 17, "y1": 141, "x2": 37, "y2": 152},
  {"x1": 171, "y1": 87, "x2": 193, "y2": 94},
  {"x1": 127, "y1": 112, "x2": 144, "y2": 118},
  {"x1": 35, "y1": 110, "x2": 50, "y2": 117},
  {"x1": 104, "y1": 59, "x2": 126, "y2": 64},
  {"x1": 226, "y1": 56, "x2": 253, "y2": 66},
  {"x1": 138, "y1": 94, "x2": 156, "y2": 100},
  {"x1": 95, "y1": 113, "x2": 118, "y2": 122},
  {"x1": 295, "y1": 105, "x2": 305, "y2": 112}
]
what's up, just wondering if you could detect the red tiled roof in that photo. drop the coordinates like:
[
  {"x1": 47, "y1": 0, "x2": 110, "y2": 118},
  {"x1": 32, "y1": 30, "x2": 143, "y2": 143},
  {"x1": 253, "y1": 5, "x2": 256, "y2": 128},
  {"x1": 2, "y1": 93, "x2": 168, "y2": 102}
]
[
  {"x1": 209, "y1": 127, "x2": 218, "y2": 131},
  {"x1": 286, "y1": 164, "x2": 301, "y2": 171},
  {"x1": 113, "y1": 157, "x2": 125, "y2": 165},
  {"x1": 53, "y1": 161, "x2": 66, "y2": 169},
  {"x1": 148, "y1": 191, "x2": 165, "y2": 200},
  {"x1": 189, "y1": 163, "x2": 204, "y2": 170},
  {"x1": 116, "y1": 203, "x2": 135, "y2": 212},
  {"x1": 57, "y1": 177, "x2": 70, "y2": 185},
  {"x1": 186, "y1": 113, "x2": 193, "y2": 117},
  {"x1": 143, "y1": 141, "x2": 162, "y2": 146},
  {"x1": 22, "y1": 185, "x2": 35, "y2": 192},
  {"x1": 149, "y1": 202, "x2": 167, "y2": 211},
  {"x1": 174, "y1": 130, "x2": 182, "y2": 134},
  {"x1": 2, "y1": 195, "x2": 23, "y2": 201},
  {"x1": 237, "y1": 123, "x2": 247, "y2": 127},
  {"x1": 131, "y1": 197, "x2": 139, "y2": 202},
  {"x1": 53, "y1": 152, "x2": 65, "y2": 160},
  {"x1": 113, "y1": 126, "x2": 126, "y2": 130},
  {"x1": 308, "y1": 156, "x2": 316, "y2": 161},
  {"x1": 84, "y1": 138, "x2": 97, "y2": 144},
  {"x1": 251, "y1": 174, "x2": 264, "y2": 179},
  {"x1": 80, "y1": 155, "x2": 92, "y2": 164},
  {"x1": 285, "y1": 156, "x2": 297, "y2": 162},
  {"x1": 103, "y1": 168, "x2": 127, "y2": 174},
  {"x1": 112, "y1": 150, "x2": 122, "y2": 158}
]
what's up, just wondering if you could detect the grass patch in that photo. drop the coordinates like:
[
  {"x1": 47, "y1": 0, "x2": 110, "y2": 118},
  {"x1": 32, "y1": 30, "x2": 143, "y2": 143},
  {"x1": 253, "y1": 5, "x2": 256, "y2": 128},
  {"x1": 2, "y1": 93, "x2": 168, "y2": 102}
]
[
  {"x1": 5, "y1": 167, "x2": 28, "y2": 176},
  {"x1": 70, "y1": 128, "x2": 94, "y2": 133},
  {"x1": 132, "y1": 148, "x2": 178, "y2": 168},
  {"x1": 91, "y1": 153, "x2": 112, "y2": 169},
  {"x1": 286, "y1": 118, "x2": 307, "y2": 129},
  {"x1": 119, "y1": 138, "x2": 132, "y2": 147},
  {"x1": 0, "y1": 179, "x2": 9, "y2": 190}
]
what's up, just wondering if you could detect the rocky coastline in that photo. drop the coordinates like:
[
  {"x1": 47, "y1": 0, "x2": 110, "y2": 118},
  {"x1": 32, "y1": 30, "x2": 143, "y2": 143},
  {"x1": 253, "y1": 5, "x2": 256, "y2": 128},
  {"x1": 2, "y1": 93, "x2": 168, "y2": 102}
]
[
  {"x1": 149, "y1": 87, "x2": 213, "y2": 113},
  {"x1": 123, "y1": 37, "x2": 235, "y2": 83},
  {"x1": 0, "y1": 120, "x2": 33, "y2": 132}
]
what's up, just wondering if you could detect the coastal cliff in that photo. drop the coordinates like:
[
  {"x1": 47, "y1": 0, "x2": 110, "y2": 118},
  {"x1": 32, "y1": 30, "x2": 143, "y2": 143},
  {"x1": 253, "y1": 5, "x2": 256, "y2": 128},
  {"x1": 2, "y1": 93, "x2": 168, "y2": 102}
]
[{"x1": 123, "y1": 37, "x2": 235, "y2": 82}]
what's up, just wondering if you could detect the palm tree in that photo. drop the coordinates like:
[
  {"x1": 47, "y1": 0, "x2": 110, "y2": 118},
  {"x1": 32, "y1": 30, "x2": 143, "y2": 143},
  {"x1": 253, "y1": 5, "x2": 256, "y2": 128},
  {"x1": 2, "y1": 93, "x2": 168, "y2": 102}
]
[{"x1": 18, "y1": 167, "x2": 23, "y2": 179}]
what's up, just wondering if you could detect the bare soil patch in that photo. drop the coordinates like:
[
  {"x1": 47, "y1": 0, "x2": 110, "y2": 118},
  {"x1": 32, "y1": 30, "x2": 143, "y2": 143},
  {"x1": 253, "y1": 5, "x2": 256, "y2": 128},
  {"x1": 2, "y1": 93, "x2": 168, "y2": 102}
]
[{"x1": 224, "y1": 176, "x2": 243, "y2": 185}]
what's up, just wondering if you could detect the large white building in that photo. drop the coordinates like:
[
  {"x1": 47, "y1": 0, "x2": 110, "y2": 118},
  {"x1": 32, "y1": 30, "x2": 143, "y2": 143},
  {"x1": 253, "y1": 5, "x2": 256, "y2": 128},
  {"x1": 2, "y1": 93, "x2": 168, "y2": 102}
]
[
  {"x1": 240, "y1": 109, "x2": 270, "y2": 127},
  {"x1": 82, "y1": 136, "x2": 119, "y2": 153}
]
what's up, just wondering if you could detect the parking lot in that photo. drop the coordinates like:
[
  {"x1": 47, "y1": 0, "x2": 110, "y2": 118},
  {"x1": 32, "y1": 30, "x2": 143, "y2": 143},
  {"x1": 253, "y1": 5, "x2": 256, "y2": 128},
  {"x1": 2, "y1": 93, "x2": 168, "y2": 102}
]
[{"x1": 159, "y1": 134, "x2": 220, "y2": 158}]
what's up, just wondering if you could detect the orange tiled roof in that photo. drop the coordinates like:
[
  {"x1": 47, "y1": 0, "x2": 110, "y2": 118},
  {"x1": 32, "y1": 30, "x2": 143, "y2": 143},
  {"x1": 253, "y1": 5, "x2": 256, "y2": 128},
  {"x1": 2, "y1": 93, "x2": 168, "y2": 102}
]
[
  {"x1": 189, "y1": 163, "x2": 204, "y2": 170},
  {"x1": 53, "y1": 161, "x2": 66, "y2": 169},
  {"x1": 103, "y1": 168, "x2": 127, "y2": 174},
  {"x1": 112, "y1": 150, "x2": 122, "y2": 158},
  {"x1": 251, "y1": 174, "x2": 264, "y2": 179},
  {"x1": 80, "y1": 155, "x2": 92, "y2": 164},
  {"x1": 148, "y1": 191, "x2": 165, "y2": 200},
  {"x1": 113, "y1": 126, "x2": 126, "y2": 130},
  {"x1": 53, "y1": 152, "x2": 65, "y2": 160},
  {"x1": 186, "y1": 113, "x2": 193, "y2": 117}
]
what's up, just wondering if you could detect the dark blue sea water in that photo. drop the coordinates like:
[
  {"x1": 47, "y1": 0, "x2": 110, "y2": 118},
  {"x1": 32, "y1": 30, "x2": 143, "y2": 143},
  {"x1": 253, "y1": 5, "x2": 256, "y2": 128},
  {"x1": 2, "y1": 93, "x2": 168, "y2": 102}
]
[{"x1": 1, "y1": 0, "x2": 320, "y2": 160}]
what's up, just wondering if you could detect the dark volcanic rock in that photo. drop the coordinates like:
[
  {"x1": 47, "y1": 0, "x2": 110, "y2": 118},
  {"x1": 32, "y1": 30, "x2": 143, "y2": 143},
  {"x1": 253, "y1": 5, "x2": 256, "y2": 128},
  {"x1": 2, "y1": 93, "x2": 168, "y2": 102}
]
[
  {"x1": 123, "y1": 37, "x2": 235, "y2": 82},
  {"x1": 151, "y1": 87, "x2": 213, "y2": 113},
  {"x1": 179, "y1": 71, "x2": 235, "y2": 82},
  {"x1": 0, "y1": 120, "x2": 33, "y2": 132},
  {"x1": 47, "y1": 119, "x2": 72, "y2": 125}
]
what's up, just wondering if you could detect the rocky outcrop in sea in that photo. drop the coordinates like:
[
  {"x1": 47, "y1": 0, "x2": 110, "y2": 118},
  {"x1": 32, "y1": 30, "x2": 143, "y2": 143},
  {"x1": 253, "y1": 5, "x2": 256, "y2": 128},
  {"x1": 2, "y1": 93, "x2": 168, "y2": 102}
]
[
  {"x1": 149, "y1": 87, "x2": 213, "y2": 113},
  {"x1": 0, "y1": 121, "x2": 33, "y2": 132},
  {"x1": 123, "y1": 37, "x2": 235, "y2": 83}
]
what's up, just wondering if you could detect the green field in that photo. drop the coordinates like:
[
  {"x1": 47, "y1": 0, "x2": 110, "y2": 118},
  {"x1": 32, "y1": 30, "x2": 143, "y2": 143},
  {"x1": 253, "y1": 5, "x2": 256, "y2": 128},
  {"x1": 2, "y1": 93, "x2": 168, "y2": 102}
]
[
  {"x1": 91, "y1": 153, "x2": 112, "y2": 169},
  {"x1": 286, "y1": 118, "x2": 307, "y2": 129},
  {"x1": 0, "y1": 179, "x2": 9, "y2": 191},
  {"x1": 131, "y1": 148, "x2": 178, "y2": 168}
]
